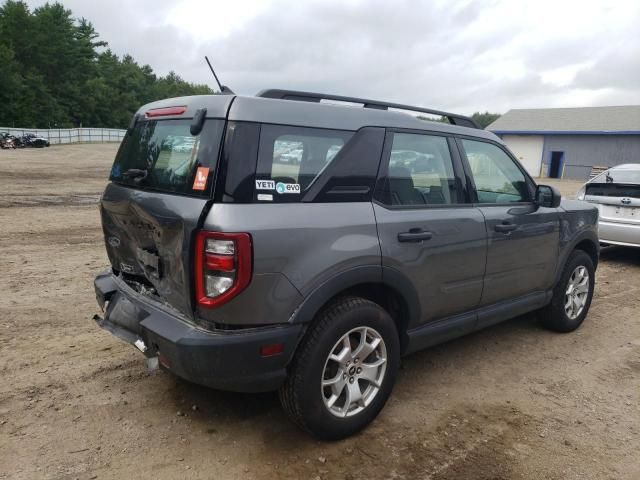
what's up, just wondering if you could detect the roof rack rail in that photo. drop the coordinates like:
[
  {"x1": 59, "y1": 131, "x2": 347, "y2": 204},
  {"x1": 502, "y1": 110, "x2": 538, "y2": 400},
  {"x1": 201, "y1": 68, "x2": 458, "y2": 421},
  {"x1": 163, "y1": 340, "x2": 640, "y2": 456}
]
[{"x1": 256, "y1": 89, "x2": 481, "y2": 129}]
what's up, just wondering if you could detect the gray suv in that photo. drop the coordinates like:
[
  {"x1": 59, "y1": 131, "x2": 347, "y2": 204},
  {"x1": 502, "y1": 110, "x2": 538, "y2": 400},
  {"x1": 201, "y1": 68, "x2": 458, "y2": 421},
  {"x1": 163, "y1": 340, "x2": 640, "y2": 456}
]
[{"x1": 93, "y1": 90, "x2": 599, "y2": 439}]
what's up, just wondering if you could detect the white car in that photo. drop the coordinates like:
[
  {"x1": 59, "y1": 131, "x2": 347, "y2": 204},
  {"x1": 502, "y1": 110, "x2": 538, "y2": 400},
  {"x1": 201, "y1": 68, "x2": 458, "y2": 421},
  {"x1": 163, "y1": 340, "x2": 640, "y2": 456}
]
[{"x1": 577, "y1": 164, "x2": 640, "y2": 247}]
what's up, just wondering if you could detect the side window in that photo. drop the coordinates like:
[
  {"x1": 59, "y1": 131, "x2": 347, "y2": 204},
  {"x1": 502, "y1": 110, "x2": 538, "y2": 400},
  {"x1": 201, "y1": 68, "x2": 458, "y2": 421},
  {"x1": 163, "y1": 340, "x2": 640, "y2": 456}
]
[
  {"x1": 461, "y1": 139, "x2": 529, "y2": 203},
  {"x1": 380, "y1": 133, "x2": 461, "y2": 206},
  {"x1": 255, "y1": 125, "x2": 353, "y2": 202}
]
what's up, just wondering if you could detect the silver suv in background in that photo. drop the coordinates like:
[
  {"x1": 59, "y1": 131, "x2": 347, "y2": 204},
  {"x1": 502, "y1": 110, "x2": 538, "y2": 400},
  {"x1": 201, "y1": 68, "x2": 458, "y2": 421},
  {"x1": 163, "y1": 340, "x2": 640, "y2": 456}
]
[
  {"x1": 93, "y1": 90, "x2": 599, "y2": 439},
  {"x1": 577, "y1": 164, "x2": 640, "y2": 247}
]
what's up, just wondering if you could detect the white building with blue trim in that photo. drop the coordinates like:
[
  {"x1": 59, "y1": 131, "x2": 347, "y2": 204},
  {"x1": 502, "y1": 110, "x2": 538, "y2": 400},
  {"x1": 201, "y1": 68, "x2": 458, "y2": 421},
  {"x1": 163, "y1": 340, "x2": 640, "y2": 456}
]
[{"x1": 487, "y1": 105, "x2": 640, "y2": 180}]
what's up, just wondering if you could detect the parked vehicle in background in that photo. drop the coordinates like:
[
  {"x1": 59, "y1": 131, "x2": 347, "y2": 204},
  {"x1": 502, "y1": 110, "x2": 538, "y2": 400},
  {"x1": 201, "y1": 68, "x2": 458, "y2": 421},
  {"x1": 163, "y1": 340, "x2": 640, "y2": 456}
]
[
  {"x1": 577, "y1": 164, "x2": 640, "y2": 247},
  {"x1": 1, "y1": 133, "x2": 16, "y2": 149},
  {"x1": 20, "y1": 133, "x2": 50, "y2": 148},
  {"x1": 93, "y1": 90, "x2": 599, "y2": 440},
  {"x1": 9, "y1": 133, "x2": 49, "y2": 148},
  {"x1": 279, "y1": 148, "x2": 303, "y2": 164}
]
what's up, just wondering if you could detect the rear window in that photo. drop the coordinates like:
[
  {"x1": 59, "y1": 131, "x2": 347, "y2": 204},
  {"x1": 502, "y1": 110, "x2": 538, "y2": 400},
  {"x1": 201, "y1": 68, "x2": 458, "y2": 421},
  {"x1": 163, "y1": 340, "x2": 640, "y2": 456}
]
[
  {"x1": 255, "y1": 125, "x2": 353, "y2": 202},
  {"x1": 586, "y1": 183, "x2": 640, "y2": 198},
  {"x1": 586, "y1": 168, "x2": 640, "y2": 198},
  {"x1": 593, "y1": 169, "x2": 640, "y2": 185},
  {"x1": 110, "y1": 119, "x2": 224, "y2": 196}
]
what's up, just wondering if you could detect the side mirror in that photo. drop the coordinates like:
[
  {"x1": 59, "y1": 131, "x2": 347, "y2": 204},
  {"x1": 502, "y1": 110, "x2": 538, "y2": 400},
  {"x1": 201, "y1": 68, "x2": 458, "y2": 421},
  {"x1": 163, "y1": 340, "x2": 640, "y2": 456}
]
[{"x1": 536, "y1": 184, "x2": 561, "y2": 208}]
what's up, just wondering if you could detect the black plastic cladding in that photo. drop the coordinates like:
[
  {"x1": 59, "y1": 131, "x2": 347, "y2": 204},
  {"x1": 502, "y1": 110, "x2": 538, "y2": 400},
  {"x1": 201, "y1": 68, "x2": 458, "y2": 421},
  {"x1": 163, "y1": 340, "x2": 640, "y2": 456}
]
[
  {"x1": 302, "y1": 127, "x2": 386, "y2": 203},
  {"x1": 216, "y1": 121, "x2": 261, "y2": 203}
]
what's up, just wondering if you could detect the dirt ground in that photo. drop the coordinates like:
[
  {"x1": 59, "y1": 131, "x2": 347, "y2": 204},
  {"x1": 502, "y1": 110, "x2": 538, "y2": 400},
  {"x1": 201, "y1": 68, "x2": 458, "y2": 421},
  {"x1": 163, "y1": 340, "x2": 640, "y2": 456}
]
[{"x1": 1, "y1": 144, "x2": 639, "y2": 480}]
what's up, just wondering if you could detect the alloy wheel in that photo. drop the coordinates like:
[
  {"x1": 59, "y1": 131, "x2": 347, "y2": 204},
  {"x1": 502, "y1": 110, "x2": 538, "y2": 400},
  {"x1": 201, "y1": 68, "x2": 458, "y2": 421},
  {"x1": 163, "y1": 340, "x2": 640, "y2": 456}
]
[
  {"x1": 564, "y1": 265, "x2": 590, "y2": 320},
  {"x1": 321, "y1": 327, "x2": 387, "y2": 418}
]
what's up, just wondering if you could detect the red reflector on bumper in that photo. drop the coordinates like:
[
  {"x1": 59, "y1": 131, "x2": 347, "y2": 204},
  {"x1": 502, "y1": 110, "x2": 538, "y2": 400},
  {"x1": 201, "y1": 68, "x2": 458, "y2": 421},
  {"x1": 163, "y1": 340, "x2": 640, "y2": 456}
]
[{"x1": 260, "y1": 343, "x2": 284, "y2": 357}]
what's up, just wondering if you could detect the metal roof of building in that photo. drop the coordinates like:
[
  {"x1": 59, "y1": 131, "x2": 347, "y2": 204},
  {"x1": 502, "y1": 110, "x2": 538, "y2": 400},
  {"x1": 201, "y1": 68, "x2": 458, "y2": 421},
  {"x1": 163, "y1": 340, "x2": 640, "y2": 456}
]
[{"x1": 487, "y1": 105, "x2": 640, "y2": 134}]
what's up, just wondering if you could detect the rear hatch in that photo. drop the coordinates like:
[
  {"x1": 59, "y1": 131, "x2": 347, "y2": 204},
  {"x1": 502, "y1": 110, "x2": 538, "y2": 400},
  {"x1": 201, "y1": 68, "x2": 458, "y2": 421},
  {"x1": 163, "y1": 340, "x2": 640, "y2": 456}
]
[
  {"x1": 586, "y1": 180, "x2": 640, "y2": 225},
  {"x1": 100, "y1": 96, "x2": 232, "y2": 318}
]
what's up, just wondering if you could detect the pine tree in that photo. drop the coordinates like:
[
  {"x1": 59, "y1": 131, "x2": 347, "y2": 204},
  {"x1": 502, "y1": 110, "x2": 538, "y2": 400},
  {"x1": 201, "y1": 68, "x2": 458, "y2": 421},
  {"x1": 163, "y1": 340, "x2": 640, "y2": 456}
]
[{"x1": 0, "y1": 1, "x2": 215, "y2": 128}]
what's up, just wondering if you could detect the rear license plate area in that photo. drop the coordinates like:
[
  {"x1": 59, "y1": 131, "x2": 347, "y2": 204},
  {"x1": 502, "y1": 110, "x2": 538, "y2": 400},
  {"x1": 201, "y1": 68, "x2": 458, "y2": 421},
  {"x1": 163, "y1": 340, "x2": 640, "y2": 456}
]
[
  {"x1": 602, "y1": 205, "x2": 638, "y2": 220},
  {"x1": 106, "y1": 291, "x2": 147, "y2": 335}
]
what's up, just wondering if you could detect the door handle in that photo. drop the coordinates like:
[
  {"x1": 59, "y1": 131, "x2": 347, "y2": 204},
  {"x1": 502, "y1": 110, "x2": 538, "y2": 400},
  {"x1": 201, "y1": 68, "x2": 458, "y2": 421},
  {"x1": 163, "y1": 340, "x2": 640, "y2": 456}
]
[
  {"x1": 494, "y1": 222, "x2": 518, "y2": 233},
  {"x1": 398, "y1": 229, "x2": 433, "y2": 242}
]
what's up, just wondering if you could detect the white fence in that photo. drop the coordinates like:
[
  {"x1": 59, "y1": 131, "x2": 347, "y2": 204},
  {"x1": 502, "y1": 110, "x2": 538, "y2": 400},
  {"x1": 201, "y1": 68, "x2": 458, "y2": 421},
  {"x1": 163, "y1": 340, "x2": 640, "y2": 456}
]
[{"x1": 1, "y1": 127, "x2": 126, "y2": 144}]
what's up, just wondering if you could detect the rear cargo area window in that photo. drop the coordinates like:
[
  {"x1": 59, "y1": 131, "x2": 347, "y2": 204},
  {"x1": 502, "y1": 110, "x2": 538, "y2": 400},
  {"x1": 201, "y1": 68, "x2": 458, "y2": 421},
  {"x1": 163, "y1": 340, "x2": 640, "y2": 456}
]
[
  {"x1": 255, "y1": 125, "x2": 353, "y2": 202},
  {"x1": 110, "y1": 119, "x2": 224, "y2": 196}
]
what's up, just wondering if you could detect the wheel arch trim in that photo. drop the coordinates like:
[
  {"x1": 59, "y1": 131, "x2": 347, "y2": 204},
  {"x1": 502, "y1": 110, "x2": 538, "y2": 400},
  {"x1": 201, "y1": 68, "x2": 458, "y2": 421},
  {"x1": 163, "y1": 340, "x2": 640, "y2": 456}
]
[
  {"x1": 288, "y1": 265, "x2": 421, "y2": 339},
  {"x1": 556, "y1": 230, "x2": 599, "y2": 285}
]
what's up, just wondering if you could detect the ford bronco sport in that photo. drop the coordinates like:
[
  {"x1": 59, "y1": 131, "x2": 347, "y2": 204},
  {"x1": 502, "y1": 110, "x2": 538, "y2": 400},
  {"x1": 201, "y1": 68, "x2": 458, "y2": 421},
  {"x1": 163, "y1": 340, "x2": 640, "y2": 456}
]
[{"x1": 93, "y1": 90, "x2": 599, "y2": 440}]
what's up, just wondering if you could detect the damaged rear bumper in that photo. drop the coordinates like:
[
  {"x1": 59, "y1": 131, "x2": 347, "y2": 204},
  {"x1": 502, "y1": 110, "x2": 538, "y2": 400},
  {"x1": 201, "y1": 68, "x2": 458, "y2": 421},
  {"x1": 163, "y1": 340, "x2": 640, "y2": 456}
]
[{"x1": 93, "y1": 270, "x2": 303, "y2": 393}]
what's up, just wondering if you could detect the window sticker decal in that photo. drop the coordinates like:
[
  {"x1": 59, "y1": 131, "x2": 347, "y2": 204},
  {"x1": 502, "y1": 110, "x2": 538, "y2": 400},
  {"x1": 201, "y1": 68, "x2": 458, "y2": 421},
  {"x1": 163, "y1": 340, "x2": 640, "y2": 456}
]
[
  {"x1": 256, "y1": 180, "x2": 275, "y2": 190},
  {"x1": 192, "y1": 167, "x2": 209, "y2": 191},
  {"x1": 275, "y1": 182, "x2": 301, "y2": 194},
  {"x1": 257, "y1": 193, "x2": 273, "y2": 201}
]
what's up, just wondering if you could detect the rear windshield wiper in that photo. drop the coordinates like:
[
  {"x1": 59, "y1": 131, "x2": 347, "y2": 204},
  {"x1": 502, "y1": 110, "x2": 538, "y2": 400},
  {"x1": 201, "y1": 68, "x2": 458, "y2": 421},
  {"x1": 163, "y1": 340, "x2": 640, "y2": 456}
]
[{"x1": 122, "y1": 168, "x2": 148, "y2": 182}]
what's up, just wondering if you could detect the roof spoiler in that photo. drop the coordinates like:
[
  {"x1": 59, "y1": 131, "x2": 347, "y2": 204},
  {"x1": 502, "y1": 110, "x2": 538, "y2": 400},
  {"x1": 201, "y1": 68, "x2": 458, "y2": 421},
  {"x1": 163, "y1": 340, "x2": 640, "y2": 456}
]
[{"x1": 256, "y1": 89, "x2": 481, "y2": 129}]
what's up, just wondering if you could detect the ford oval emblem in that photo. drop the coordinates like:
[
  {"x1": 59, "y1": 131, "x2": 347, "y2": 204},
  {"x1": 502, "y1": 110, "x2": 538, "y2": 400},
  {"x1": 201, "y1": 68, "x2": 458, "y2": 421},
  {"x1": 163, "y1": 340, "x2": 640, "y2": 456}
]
[
  {"x1": 621, "y1": 198, "x2": 631, "y2": 205},
  {"x1": 108, "y1": 236, "x2": 121, "y2": 247}
]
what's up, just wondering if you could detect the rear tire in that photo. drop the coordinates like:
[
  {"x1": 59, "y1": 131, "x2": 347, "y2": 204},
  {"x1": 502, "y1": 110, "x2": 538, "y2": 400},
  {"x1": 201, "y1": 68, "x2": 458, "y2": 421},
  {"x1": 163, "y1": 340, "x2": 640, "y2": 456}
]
[
  {"x1": 541, "y1": 250, "x2": 595, "y2": 332},
  {"x1": 279, "y1": 296, "x2": 400, "y2": 440}
]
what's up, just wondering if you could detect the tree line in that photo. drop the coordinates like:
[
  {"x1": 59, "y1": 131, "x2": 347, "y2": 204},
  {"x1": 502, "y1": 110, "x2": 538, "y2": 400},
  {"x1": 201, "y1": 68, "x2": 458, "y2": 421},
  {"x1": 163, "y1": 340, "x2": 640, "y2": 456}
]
[{"x1": 0, "y1": 1, "x2": 214, "y2": 129}]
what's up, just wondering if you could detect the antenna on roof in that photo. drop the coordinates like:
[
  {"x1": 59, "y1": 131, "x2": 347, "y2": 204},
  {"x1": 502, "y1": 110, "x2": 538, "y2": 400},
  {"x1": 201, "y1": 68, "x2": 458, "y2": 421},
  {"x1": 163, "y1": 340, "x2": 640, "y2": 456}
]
[{"x1": 205, "y1": 56, "x2": 234, "y2": 94}]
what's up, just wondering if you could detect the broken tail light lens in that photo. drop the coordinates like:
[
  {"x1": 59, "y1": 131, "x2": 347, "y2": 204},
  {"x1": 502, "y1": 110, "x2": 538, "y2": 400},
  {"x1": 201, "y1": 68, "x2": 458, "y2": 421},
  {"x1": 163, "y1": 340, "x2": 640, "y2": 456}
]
[{"x1": 194, "y1": 231, "x2": 252, "y2": 308}]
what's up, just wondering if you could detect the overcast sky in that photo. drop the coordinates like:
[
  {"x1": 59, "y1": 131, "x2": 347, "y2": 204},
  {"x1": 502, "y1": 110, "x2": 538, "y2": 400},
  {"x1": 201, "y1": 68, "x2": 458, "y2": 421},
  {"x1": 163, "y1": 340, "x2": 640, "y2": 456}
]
[{"x1": 26, "y1": 0, "x2": 640, "y2": 114}]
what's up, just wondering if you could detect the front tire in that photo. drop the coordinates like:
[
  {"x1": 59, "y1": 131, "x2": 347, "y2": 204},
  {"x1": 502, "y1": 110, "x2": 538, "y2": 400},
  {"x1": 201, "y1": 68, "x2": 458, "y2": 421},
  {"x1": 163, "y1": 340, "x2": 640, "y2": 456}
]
[
  {"x1": 541, "y1": 250, "x2": 595, "y2": 332},
  {"x1": 279, "y1": 297, "x2": 400, "y2": 440}
]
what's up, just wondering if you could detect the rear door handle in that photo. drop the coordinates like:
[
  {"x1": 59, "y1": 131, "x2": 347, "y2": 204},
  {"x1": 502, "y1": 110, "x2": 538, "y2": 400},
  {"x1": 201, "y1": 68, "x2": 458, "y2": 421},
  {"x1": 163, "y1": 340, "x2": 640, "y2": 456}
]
[
  {"x1": 398, "y1": 229, "x2": 433, "y2": 242},
  {"x1": 494, "y1": 222, "x2": 518, "y2": 233}
]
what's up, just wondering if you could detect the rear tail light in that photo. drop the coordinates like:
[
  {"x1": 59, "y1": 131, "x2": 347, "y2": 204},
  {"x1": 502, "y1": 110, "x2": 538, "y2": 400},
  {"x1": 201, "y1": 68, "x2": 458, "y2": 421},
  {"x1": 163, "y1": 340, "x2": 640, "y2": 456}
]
[{"x1": 194, "y1": 231, "x2": 252, "y2": 308}]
